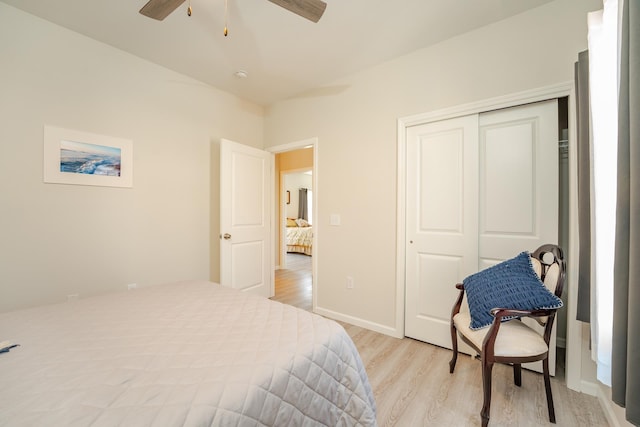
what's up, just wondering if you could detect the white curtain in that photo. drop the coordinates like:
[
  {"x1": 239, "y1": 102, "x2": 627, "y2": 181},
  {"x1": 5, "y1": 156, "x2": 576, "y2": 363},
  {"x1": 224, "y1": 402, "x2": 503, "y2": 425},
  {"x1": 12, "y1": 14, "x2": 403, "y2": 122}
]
[{"x1": 587, "y1": 0, "x2": 619, "y2": 387}]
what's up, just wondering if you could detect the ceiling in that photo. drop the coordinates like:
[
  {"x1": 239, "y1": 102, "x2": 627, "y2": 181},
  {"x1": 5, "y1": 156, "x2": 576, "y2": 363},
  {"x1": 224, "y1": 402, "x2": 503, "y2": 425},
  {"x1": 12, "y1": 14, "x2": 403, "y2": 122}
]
[{"x1": 2, "y1": 0, "x2": 554, "y2": 106}]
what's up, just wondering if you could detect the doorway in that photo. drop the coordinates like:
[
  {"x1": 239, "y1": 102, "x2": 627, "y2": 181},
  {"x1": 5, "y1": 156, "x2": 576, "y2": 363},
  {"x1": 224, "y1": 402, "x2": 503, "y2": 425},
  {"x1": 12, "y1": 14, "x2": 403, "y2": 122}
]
[{"x1": 268, "y1": 138, "x2": 318, "y2": 312}]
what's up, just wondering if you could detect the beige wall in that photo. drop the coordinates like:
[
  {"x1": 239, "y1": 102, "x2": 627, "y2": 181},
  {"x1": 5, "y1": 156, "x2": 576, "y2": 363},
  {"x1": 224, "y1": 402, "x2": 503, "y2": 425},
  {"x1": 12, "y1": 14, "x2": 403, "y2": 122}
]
[
  {"x1": 284, "y1": 174, "x2": 313, "y2": 220},
  {"x1": 0, "y1": 3, "x2": 264, "y2": 311},
  {"x1": 278, "y1": 148, "x2": 313, "y2": 171},
  {"x1": 264, "y1": 0, "x2": 600, "y2": 332}
]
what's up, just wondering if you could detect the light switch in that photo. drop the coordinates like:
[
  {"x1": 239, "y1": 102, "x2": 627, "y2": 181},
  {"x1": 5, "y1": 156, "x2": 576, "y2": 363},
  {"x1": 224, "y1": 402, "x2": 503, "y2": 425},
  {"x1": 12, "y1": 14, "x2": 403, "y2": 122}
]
[{"x1": 330, "y1": 214, "x2": 341, "y2": 226}]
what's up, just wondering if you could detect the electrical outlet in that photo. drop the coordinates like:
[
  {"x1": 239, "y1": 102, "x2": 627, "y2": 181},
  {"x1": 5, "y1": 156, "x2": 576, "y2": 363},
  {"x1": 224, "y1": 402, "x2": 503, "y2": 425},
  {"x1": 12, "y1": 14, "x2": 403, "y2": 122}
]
[
  {"x1": 127, "y1": 283, "x2": 137, "y2": 290},
  {"x1": 346, "y1": 276, "x2": 354, "y2": 289},
  {"x1": 67, "y1": 294, "x2": 79, "y2": 302}
]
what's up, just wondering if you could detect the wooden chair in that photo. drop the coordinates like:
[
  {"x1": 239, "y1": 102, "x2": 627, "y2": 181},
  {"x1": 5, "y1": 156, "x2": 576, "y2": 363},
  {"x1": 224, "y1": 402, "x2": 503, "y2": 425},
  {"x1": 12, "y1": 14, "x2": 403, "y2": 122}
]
[{"x1": 449, "y1": 244, "x2": 566, "y2": 426}]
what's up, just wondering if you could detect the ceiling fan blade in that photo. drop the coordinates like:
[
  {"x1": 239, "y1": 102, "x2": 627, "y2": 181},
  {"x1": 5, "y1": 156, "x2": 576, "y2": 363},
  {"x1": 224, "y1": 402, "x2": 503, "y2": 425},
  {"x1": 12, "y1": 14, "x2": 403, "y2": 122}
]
[
  {"x1": 267, "y1": 0, "x2": 327, "y2": 23},
  {"x1": 139, "y1": 0, "x2": 186, "y2": 21}
]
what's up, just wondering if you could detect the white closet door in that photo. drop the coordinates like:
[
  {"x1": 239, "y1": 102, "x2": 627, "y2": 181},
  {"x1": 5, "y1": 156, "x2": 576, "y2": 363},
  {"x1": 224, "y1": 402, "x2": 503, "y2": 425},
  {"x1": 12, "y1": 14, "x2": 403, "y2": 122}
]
[
  {"x1": 404, "y1": 115, "x2": 479, "y2": 348},
  {"x1": 478, "y1": 99, "x2": 559, "y2": 374},
  {"x1": 404, "y1": 100, "x2": 559, "y2": 370}
]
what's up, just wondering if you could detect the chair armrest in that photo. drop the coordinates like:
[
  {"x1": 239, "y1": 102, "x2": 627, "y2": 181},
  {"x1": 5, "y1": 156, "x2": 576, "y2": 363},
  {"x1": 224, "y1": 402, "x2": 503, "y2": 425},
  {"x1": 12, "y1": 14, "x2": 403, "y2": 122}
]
[
  {"x1": 490, "y1": 307, "x2": 556, "y2": 320},
  {"x1": 487, "y1": 307, "x2": 559, "y2": 347},
  {"x1": 450, "y1": 283, "x2": 465, "y2": 318}
]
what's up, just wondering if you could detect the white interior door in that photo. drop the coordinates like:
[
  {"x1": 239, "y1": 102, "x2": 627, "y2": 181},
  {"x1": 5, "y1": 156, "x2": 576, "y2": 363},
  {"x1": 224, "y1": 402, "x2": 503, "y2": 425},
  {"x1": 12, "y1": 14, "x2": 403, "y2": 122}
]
[
  {"x1": 404, "y1": 115, "x2": 479, "y2": 349},
  {"x1": 478, "y1": 99, "x2": 559, "y2": 374},
  {"x1": 404, "y1": 100, "x2": 559, "y2": 373},
  {"x1": 220, "y1": 139, "x2": 273, "y2": 298}
]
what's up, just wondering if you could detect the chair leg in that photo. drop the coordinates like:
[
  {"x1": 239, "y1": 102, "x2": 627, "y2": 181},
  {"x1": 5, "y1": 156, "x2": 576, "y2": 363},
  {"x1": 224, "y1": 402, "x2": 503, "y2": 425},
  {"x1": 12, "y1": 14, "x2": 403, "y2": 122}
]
[
  {"x1": 449, "y1": 324, "x2": 458, "y2": 373},
  {"x1": 542, "y1": 357, "x2": 556, "y2": 423},
  {"x1": 513, "y1": 363, "x2": 522, "y2": 387},
  {"x1": 481, "y1": 358, "x2": 494, "y2": 427}
]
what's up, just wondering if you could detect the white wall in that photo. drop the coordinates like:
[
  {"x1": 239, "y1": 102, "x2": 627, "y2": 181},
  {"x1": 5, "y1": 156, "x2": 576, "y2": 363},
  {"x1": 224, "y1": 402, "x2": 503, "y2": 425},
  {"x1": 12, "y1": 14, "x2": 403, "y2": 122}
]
[
  {"x1": 0, "y1": 3, "x2": 264, "y2": 312},
  {"x1": 284, "y1": 173, "x2": 313, "y2": 220},
  {"x1": 264, "y1": 0, "x2": 600, "y2": 335}
]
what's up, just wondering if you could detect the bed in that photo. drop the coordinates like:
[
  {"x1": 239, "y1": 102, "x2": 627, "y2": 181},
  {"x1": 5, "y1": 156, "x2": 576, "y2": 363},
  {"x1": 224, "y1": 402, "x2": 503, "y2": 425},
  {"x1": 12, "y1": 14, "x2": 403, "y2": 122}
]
[
  {"x1": 286, "y1": 218, "x2": 313, "y2": 256},
  {"x1": 0, "y1": 280, "x2": 377, "y2": 426}
]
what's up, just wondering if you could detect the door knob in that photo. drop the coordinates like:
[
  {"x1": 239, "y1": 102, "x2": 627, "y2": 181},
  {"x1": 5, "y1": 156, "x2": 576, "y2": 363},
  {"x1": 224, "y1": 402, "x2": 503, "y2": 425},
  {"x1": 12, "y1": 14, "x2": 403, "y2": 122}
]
[{"x1": 222, "y1": 233, "x2": 231, "y2": 240}]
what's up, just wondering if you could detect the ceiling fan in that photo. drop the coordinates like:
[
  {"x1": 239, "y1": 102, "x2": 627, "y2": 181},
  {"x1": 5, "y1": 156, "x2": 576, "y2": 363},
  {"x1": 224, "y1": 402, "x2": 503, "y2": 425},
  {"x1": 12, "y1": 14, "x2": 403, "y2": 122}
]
[{"x1": 139, "y1": 0, "x2": 327, "y2": 23}]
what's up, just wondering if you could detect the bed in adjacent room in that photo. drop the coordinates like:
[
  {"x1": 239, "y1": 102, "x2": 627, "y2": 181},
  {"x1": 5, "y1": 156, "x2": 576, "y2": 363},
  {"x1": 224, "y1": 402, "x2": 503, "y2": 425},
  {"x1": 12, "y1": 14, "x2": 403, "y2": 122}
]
[
  {"x1": 0, "y1": 280, "x2": 377, "y2": 426},
  {"x1": 286, "y1": 218, "x2": 313, "y2": 256}
]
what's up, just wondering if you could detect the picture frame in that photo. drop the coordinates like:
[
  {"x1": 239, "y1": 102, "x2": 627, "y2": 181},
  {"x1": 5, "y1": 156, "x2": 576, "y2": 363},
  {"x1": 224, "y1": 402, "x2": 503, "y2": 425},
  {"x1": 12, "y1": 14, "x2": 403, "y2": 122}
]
[{"x1": 43, "y1": 125, "x2": 133, "y2": 188}]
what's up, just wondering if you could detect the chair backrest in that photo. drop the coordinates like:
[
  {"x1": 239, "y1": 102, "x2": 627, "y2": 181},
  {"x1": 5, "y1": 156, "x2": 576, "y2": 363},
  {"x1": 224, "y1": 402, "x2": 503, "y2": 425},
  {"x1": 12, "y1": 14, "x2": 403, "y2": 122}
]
[
  {"x1": 459, "y1": 245, "x2": 566, "y2": 319},
  {"x1": 529, "y1": 244, "x2": 566, "y2": 298},
  {"x1": 529, "y1": 244, "x2": 565, "y2": 327}
]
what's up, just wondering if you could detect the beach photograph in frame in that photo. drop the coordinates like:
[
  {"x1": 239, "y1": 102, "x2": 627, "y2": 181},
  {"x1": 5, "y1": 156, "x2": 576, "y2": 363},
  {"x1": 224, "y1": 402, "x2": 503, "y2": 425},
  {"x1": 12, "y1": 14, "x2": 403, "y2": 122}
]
[{"x1": 44, "y1": 125, "x2": 133, "y2": 188}]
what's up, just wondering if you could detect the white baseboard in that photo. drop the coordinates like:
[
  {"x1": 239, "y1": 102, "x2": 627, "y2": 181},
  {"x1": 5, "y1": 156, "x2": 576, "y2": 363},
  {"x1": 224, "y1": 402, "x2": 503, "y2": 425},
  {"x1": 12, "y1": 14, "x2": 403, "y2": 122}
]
[
  {"x1": 313, "y1": 306, "x2": 402, "y2": 338},
  {"x1": 581, "y1": 379, "x2": 599, "y2": 396},
  {"x1": 593, "y1": 383, "x2": 623, "y2": 427},
  {"x1": 579, "y1": 380, "x2": 637, "y2": 427}
]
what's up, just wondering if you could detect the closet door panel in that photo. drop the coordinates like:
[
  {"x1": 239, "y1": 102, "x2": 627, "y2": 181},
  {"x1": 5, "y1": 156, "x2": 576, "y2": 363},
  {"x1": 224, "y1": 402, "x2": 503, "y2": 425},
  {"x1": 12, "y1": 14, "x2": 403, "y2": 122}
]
[
  {"x1": 478, "y1": 99, "x2": 559, "y2": 374},
  {"x1": 479, "y1": 100, "x2": 558, "y2": 259},
  {"x1": 418, "y1": 134, "x2": 463, "y2": 233},
  {"x1": 483, "y1": 122, "x2": 535, "y2": 234},
  {"x1": 404, "y1": 115, "x2": 478, "y2": 349}
]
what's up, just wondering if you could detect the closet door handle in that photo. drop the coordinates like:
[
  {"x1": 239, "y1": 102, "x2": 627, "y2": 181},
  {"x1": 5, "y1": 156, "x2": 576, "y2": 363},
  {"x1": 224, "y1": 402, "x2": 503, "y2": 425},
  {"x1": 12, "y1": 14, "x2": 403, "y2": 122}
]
[{"x1": 222, "y1": 233, "x2": 231, "y2": 240}]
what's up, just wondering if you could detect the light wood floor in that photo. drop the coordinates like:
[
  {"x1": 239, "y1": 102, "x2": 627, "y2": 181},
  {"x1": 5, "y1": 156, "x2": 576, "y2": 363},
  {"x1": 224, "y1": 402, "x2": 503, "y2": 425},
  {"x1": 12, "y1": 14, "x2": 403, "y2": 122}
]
[
  {"x1": 274, "y1": 253, "x2": 313, "y2": 312},
  {"x1": 273, "y1": 254, "x2": 609, "y2": 426}
]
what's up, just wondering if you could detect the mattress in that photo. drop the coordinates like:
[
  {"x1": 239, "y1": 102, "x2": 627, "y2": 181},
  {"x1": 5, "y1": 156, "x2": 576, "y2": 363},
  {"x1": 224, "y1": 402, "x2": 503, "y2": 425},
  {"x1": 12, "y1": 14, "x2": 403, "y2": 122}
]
[{"x1": 0, "y1": 281, "x2": 377, "y2": 426}]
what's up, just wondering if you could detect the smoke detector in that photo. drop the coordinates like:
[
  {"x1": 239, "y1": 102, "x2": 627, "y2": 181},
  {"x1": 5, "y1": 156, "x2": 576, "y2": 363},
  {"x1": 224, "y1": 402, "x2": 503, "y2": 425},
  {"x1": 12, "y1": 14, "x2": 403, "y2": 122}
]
[{"x1": 234, "y1": 70, "x2": 248, "y2": 79}]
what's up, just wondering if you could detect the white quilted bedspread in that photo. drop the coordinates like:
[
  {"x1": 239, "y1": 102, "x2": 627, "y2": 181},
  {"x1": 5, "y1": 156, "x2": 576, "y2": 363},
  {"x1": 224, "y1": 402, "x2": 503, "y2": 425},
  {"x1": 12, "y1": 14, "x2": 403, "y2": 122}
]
[{"x1": 0, "y1": 281, "x2": 377, "y2": 426}]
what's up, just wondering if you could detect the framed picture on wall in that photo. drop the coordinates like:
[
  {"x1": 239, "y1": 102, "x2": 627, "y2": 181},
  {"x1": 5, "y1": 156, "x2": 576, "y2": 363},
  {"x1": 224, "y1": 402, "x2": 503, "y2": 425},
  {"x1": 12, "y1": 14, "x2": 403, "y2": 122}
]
[{"x1": 43, "y1": 125, "x2": 133, "y2": 188}]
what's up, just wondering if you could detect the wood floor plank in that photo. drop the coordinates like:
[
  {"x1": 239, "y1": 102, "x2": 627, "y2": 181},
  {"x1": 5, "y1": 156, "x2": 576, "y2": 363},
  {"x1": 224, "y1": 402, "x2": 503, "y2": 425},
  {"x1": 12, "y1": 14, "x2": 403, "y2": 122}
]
[{"x1": 272, "y1": 254, "x2": 609, "y2": 426}]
